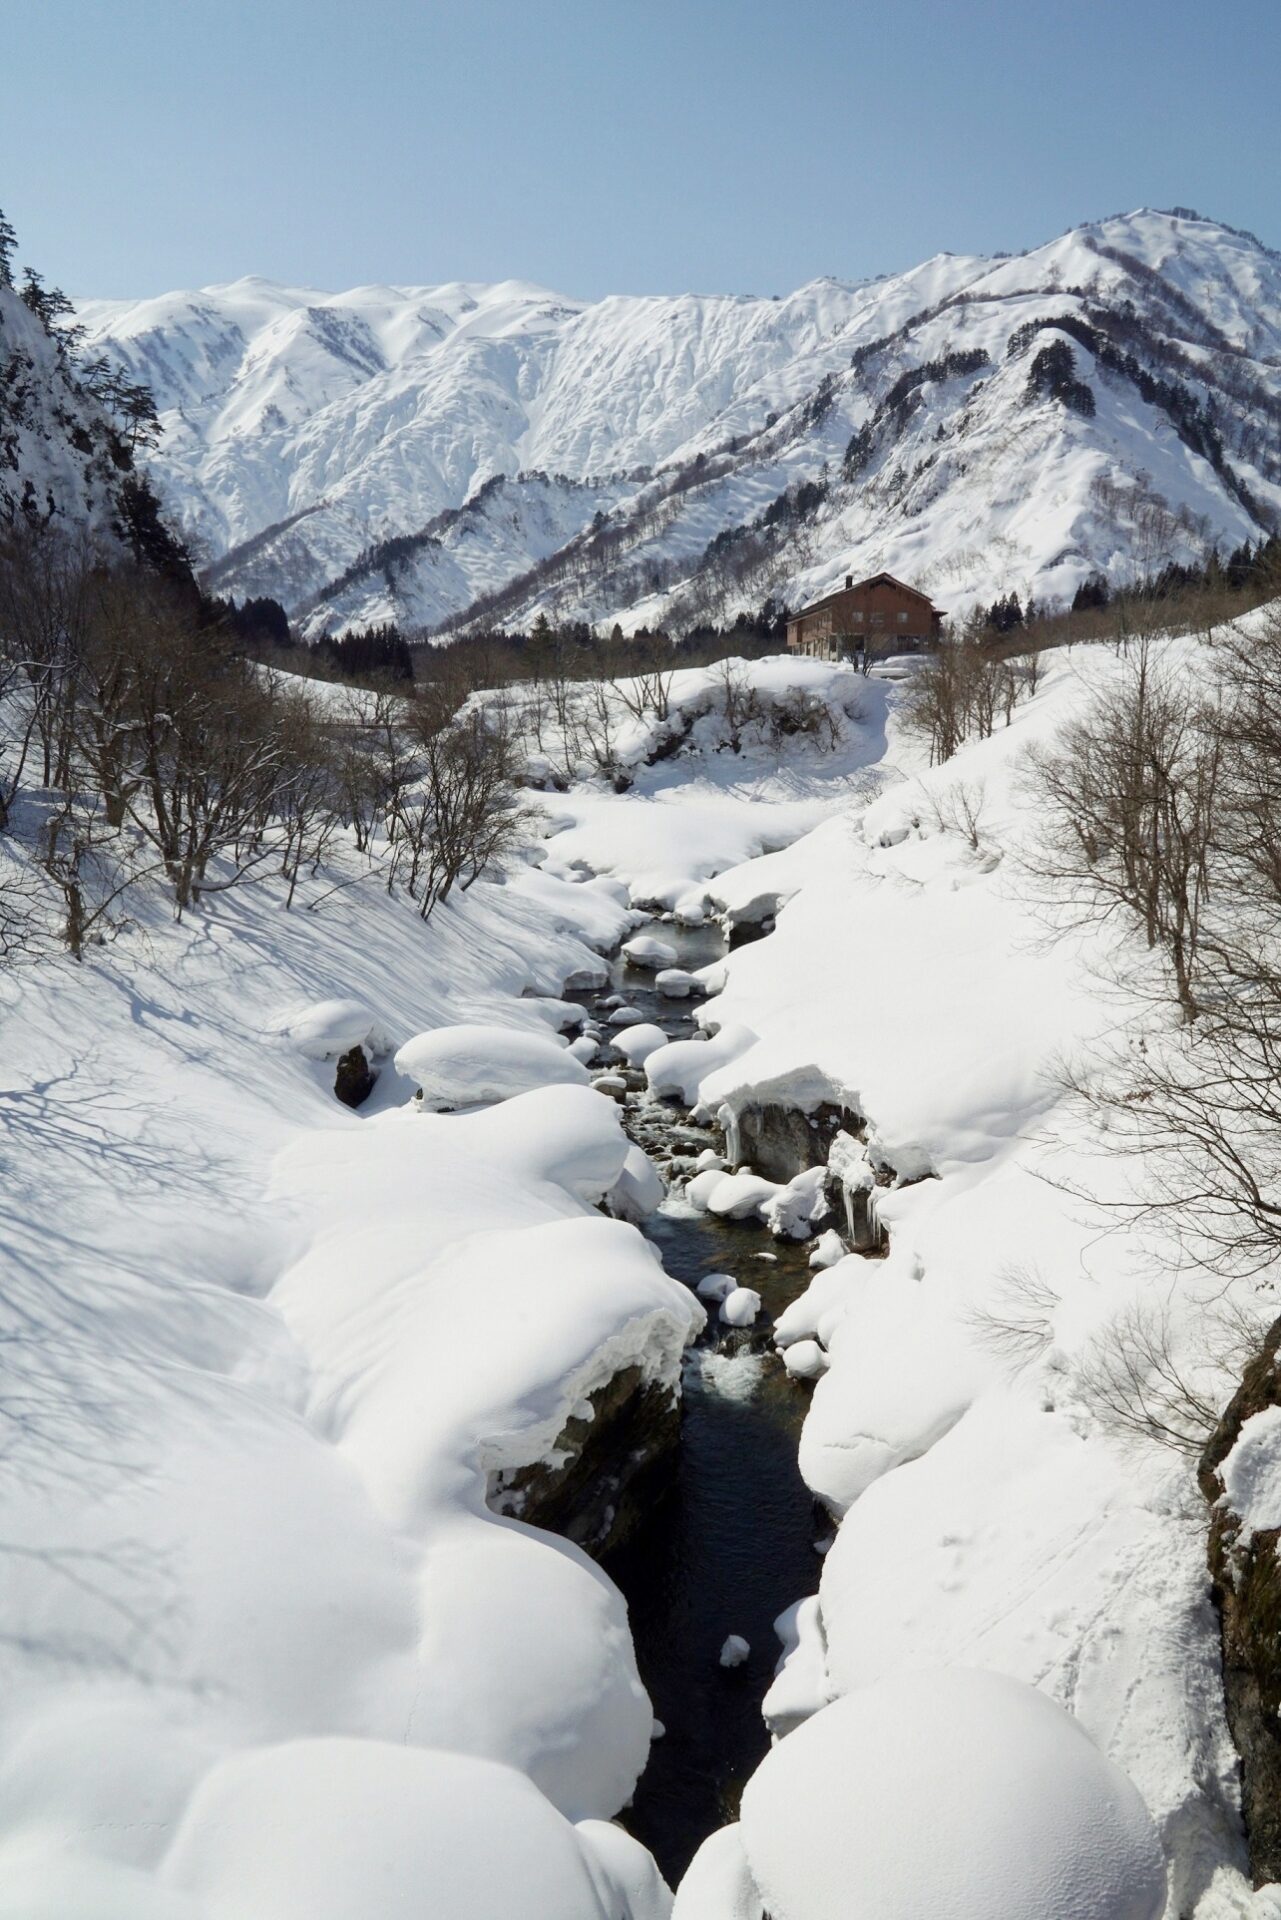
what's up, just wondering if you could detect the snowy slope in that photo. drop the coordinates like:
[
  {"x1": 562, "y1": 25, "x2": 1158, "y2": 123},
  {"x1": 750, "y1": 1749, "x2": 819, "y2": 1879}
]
[
  {"x1": 0, "y1": 285, "x2": 137, "y2": 532},
  {"x1": 77, "y1": 210, "x2": 1281, "y2": 635},
  {"x1": 0, "y1": 790, "x2": 700, "y2": 1918}
]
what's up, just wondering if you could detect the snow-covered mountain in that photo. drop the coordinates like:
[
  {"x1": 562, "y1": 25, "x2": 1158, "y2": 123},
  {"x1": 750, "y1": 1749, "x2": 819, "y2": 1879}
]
[{"x1": 77, "y1": 209, "x2": 1281, "y2": 637}]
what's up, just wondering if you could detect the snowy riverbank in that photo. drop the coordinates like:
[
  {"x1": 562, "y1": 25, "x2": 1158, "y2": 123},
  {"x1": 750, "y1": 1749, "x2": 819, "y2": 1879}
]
[{"x1": 4, "y1": 641, "x2": 1279, "y2": 1918}]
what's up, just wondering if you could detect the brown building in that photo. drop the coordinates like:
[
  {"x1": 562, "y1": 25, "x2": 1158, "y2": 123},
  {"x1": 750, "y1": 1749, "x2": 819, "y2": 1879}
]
[{"x1": 786, "y1": 572, "x2": 944, "y2": 662}]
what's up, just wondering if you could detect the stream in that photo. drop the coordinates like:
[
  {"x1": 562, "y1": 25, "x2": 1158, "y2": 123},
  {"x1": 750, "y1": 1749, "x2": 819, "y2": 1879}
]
[{"x1": 574, "y1": 917, "x2": 827, "y2": 1886}]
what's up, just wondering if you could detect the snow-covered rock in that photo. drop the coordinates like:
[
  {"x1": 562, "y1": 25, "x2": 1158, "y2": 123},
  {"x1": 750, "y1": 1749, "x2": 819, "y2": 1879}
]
[
  {"x1": 611, "y1": 1022, "x2": 670, "y2": 1067},
  {"x1": 623, "y1": 935, "x2": 679, "y2": 971},
  {"x1": 719, "y1": 1288, "x2": 762, "y2": 1329},
  {"x1": 393, "y1": 1023, "x2": 588, "y2": 1109},
  {"x1": 781, "y1": 1340, "x2": 828, "y2": 1381},
  {"x1": 696, "y1": 1272, "x2": 738, "y2": 1303},
  {"x1": 647, "y1": 1024, "x2": 757, "y2": 1105},
  {"x1": 718, "y1": 1634, "x2": 751, "y2": 1669}
]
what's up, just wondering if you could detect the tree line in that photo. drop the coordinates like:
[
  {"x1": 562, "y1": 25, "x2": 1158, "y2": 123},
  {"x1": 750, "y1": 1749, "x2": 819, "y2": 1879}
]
[{"x1": 0, "y1": 526, "x2": 531, "y2": 957}]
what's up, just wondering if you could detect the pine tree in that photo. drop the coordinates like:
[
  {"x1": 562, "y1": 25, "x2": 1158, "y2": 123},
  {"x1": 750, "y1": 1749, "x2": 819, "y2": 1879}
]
[{"x1": 0, "y1": 206, "x2": 15, "y2": 288}]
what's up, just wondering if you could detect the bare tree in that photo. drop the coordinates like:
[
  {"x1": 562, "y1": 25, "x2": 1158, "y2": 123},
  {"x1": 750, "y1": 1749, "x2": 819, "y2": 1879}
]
[
  {"x1": 390, "y1": 702, "x2": 534, "y2": 918},
  {"x1": 1022, "y1": 640, "x2": 1220, "y2": 1021}
]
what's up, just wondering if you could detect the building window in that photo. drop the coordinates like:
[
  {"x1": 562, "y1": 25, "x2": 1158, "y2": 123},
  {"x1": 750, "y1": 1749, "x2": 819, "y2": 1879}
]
[{"x1": 898, "y1": 611, "x2": 909, "y2": 624}]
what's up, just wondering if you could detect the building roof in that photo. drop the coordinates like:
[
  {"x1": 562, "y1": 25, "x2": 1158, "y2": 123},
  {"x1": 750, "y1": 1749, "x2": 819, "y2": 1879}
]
[{"x1": 788, "y1": 571, "x2": 944, "y2": 623}]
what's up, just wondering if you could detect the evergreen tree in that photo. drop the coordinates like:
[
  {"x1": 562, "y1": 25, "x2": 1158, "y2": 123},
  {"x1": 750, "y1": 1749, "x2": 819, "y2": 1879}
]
[{"x1": 0, "y1": 206, "x2": 16, "y2": 288}]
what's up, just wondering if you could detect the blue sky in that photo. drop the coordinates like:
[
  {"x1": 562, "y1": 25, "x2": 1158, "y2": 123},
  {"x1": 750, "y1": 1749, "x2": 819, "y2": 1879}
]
[{"x1": 7, "y1": 0, "x2": 1279, "y2": 299}]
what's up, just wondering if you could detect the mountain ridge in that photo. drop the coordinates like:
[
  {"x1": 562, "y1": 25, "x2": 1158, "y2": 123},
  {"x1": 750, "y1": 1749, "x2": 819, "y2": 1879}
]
[{"x1": 75, "y1": 208, "x2": 1281, "y2": 639}]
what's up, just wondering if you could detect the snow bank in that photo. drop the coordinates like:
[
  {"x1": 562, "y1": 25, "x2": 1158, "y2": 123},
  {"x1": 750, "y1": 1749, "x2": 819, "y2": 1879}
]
[
  {"x1": 763, "y1": 1595, "x2": 832, "y2": 1738},
  {"x1": 738, "y1": 1670, "x2": 1166, "y2": 1920},
  {"x1": 671, "y1": 1825, "x2": 761, "y2": 1920},
  {"x1": 0, "y1": 802, "x2": 684, "y2": 1915},
  {"x1": 647, "y1": 1023, "x2": 758, "y2": 1104},
  {"x1": 394, "y1": 1022, "x2": 588, "y2": 1108}
]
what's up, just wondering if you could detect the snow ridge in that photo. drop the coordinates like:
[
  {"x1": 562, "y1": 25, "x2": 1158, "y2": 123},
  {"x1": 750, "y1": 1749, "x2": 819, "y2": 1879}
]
[{"x1": 76, "y1": 210, "x2": 1281, "y2": 637}]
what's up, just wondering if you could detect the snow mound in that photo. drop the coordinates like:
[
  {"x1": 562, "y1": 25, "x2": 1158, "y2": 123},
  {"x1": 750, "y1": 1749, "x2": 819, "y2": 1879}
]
[
  {"x1": 737, "y1": 1669, "x2": 1166, "y2": 1920},
  {"x1": 393, "y1": 1023, "x2": 588, "y2": 1109},
  {"x1": 162, "y1": 1737, "x2": 669, "y2": 1920},
  {"x1": 687, "y1": 1168, "x2": 779, "y2": 1222},
  {"x1": 696, "y1": 1271, "x2": 738, "y2": 1302},
  {"x1": 269, "y1": 996, "x2": 390, "y2": 1060},
  {"x1": 782, "y1": 1339, "x2": 828, "y2": 1381},
  {"x1": 720, "y1": 1287, "x2": 763, "y2": 1328},
  {"x1": 612, "y1": 1022, "x2": 670, "y2": 1066},
  {"x1": 656, "y1": 968, "x2": 698, "y2": 998},
  {"x1": 646, "y1": 1024, "x2": 757, "y2": 1105},
  {"x1": 671, "y1": 1825, "x2": 760, "y2": 1920},
  {"x1": 624, "y1": 935, "x2": 679, "y2": 970}
]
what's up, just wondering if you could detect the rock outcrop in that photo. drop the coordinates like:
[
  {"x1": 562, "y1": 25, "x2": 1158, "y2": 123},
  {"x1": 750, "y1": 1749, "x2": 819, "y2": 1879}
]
[
  {"x1": 1200, "y1": 1314, "x2": 1281, "y2": 1886},
  {"x1": 488, "y1": 1367, "x2": 680, "y2": 1558},
  {"x1": 732, "y1": 1101, "x2": 859, "y2": 1184}
]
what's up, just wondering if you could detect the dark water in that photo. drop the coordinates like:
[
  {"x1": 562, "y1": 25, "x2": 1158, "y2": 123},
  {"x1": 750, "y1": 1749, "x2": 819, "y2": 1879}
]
[{"x1": 581, "y1": 919, "x2": 826, "y2": 1886}]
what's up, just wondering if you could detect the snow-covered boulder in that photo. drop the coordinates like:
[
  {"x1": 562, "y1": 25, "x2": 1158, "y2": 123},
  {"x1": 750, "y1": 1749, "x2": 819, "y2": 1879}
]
[
  {"x1": 655, "y1": 968, "x2": 698, "y2": 999},
  {"x1": 608, "y1": 1004, "x2": 646, "y2": 1027},
  {"x1": 394, "y1": 1024, "x2": 589, "y2": 1110},
  {"x1": 782, "y1": 1339, "x2": 828, "y2": 1381},
  {"x1": 611, "y1": 1022, "x2": 669, "y2": 1067},
  {"x1": 696, "y1": 1272, "x2": 737, "y2": 1302},
  {"x1": 687, "y1": 1169, "x2": 780, "y2": 1222},
  {"x1": 719, "y1": 1634, "x2": 751, "y2": 1669},
  {"x1": 720, "y1": 1287, "x2": 762, "y2": 1328},
  {"x1": 808, "y1": 1230, "x2": 846, "y2": 1269},
  {"x1": 623, "y1": 935, "x2": 679, "y2": 971},
  {"x1": 736, "y1": 1669, "x2": 1165, "y2": 1920},
  {"x1": 762, "y1": 1166, "x2": 829, "y2": 1240},
  {"x1": 269, "y1": 997, "x2": 390, "y2": 1061}
]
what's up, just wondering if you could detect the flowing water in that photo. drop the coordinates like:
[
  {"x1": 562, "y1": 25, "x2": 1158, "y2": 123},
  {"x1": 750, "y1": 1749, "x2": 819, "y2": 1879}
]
[{"x1": 576, "y1": 918, "x2": 827, "y2": 1886}]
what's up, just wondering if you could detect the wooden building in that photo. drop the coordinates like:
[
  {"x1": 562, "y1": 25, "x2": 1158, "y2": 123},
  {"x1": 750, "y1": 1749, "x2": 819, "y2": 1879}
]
[{"x1": 786, "y1": 572, "x2": 944, "y2": 662}]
